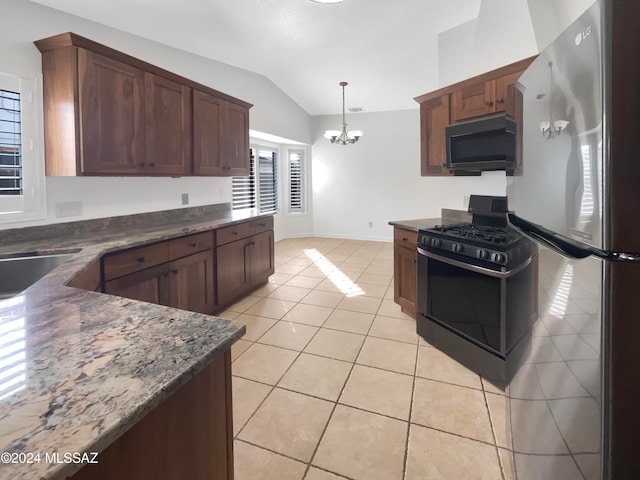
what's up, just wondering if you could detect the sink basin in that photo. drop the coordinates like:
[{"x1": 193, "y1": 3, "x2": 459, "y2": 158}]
[{"x1": 0, "y1": 253, "x2": 75, "y2": 299}]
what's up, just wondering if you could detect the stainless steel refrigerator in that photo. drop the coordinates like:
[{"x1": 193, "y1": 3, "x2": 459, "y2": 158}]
[{"x1": 505, "y1": 1, "x2": 640, "y2": 478}]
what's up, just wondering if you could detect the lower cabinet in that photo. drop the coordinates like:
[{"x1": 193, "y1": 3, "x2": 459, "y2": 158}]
[
  {"x1": 216, "y1": 218, "x2": 275, "y2": 308},
  {"x1": 393, "y1": 227, "x2": 418, "y2": 318},
  {"x1": 169, "y1": 250, "x2": 215, "y2": 314},
  {"x1": 71, "y1": 349, "x2": 233, "y2": 480},
  {"x1": 104, "y1": 263, "x2": 169, "y2": 305}
]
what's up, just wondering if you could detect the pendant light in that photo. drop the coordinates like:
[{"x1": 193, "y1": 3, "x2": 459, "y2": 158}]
[
  {"x1": 324, "y1": 81, "x2": 364, "y2": 145},
  {"x1": 539, "y1": 62, "x2": 570, "y2": 139}
]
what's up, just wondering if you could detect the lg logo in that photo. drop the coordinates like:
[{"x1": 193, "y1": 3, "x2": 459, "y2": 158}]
[{"x1": 575, "y1": 26, "x2": 593, "y2": 46}]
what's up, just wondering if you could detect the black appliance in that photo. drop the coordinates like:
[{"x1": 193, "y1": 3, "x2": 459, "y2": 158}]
[
  {"x1": 504, "y1": 1, "x2": 640, "y2": 478},
  {"x1": 445, "y1": 114, "x2": 516, "y2": 171},
  {"x1": 416, "y1": 195, "x2": 533, "y2": 386}
]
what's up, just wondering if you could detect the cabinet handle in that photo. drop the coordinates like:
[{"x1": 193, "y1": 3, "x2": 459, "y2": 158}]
[
  {"x1": 412, "y1": 259, "x2": 418, "y2": 264},
  {"x1": 148, "y1": 163, "x2": 155, "y2": 167},
  {"x1": 258, "y1": 223, "x2": 266, "y2": 227},
  {"x1": 232, "y1": 231, "x2": 239, "y2": 235},
  {"x1": 497, "y1": 98, "x2": 505, "y2": 104},
  {"x1": 402, "y1": 237, "x2": 408, "y2": 242},
  {"x1": 485, "y1": 101, "x2": 494, "y2": 107},
  {"x1": 190, "y1": 242, "x2": 197, "y2": 247},
  {"x1": 137, "y1": 256, "x2": 146, "y2": 263}
]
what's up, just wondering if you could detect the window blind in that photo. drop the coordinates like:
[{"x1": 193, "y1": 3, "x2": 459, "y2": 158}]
[
  {"x1": 232, "y1": 150, "x2": 256, "y2": 210},
  {"x1": 288, "y1": 150, "x2": 303, "y2": 212},
  {"x1": 258, "y1": 150, "x2": 277, "y2": 214},
  {"x1": 0, "y1": 89, "x2": 22, "y2": 196}
]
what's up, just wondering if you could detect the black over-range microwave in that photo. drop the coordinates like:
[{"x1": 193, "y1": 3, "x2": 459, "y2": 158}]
[{"x1": 445, "y1": 114, "x2": 516, "y2": 171}]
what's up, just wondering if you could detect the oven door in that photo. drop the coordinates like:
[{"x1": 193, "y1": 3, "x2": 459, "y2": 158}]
[{"x1": 417, "y1": 247, "x2": 531, "y2": 356}]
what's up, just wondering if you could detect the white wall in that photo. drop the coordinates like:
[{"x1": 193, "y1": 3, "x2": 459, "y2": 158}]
[
  {"x1": 438, "y1": 0, "x2": 537, "y2": 87},
  {"x1": 311, "y1": 110, "x2": 507, "y2": 242},
  {"x1": 527, "y1": 0, "x2": 596, "y2": 51},
  {"x1": 0, "y1": 0, "x2": 311, "y2": 229}
]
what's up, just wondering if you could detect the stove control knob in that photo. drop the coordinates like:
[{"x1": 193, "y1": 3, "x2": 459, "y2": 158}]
[
  {"x1": 491, "y1": 252, "x2": 505, "y2": 263},
  {"x1": 453, "y1": 243, "x2": 464, "y2": 253},
  {"x1": 430, "y1": 238, "x2": 442, "y2": 247},
  {"x1": 477, "y1": 249, "x2": 488, "y2": 260}
]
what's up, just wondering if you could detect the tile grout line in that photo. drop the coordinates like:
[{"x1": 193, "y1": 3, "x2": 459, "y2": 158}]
[
  {"x1": 481, "y1": 377, "x2": 507, "y2": 480},
  {"x1": 402, "y1": 332, "x2": 421, "y2": 480}
]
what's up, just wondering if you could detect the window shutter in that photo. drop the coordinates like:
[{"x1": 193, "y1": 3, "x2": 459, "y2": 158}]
[
  {"x1": 258, "y1": 150, "x2": 277, "y2": 214},
  {"x1": 0, "y1": 89, "x2": 22, "y2": 196},
  {"x1": 232, "y1": 150, "x2": 256, "y2": 210},
  {"x1": 288, "y1": 150, "x2": 303, "y2": 212}
]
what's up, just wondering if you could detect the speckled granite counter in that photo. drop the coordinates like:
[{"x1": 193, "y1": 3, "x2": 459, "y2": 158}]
[{"x1": 0, "y1": 205, "x2": 264, "y2": 479}]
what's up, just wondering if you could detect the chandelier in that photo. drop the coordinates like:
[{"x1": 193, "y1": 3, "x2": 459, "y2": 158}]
[
  {"x1": 539, "y1": 62, "x2": 569, "y2": 139},
  {"x1": 323, "y1": 81, "x2": 364, "y2": 145}
]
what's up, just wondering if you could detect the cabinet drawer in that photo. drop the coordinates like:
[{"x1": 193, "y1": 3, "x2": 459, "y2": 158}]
[
  {"x1": 248, "y1": 216, "x2": 273, "y2": 236},
  {"x1": 168, "y1": 231, "x2": 213, "y2": 260},
  {"x1": 103, "y1": 242, "x2": 169, "y2": 281},
  {"x1": 393, "y1": 228, "x2": 418, "y2": 250},
  {"x1": 216, "y1": 222, "x2": 250, "y2": 246}
]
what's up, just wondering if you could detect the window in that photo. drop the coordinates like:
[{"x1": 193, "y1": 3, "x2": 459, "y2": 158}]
[
  {"x1": 288, "y1": 149, "x2": 305, "y2": 213},
  {"x1": 232, "y1": 146, "x2": 278, "y2": 214},
  {"x1": 0, "y1": 72, "x2": 44, "y2": 222}
]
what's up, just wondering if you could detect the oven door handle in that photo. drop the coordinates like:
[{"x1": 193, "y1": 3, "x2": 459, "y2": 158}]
[{"x1": 417, "y1": 247, "x2": 531, "y2": 279}]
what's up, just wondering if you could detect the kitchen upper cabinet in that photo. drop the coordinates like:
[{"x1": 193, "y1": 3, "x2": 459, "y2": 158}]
[
  {"x1": 419, "y1": 95, "x2": 452, "y2": 177},
  {"x1": 193, "y1": 91, "x2": 249, "y2": 176},
  {"x1": 414, "y1": 55, "x2": 536, "y2": 177},
  {"x1": 224, "y1": 102, "x2": 250, "y2": 176},
  {"x1": 35, "y1": 32, "x2": 252, "y2": 177},
  {"x1": 144, "y1": 73, "x2": 192, "y2": 176},
  {"x1": 78, "y1": 49, "x2": 146, "y2": 175}
]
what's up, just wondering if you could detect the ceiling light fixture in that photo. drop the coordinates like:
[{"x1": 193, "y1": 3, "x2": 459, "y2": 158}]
[
  {"x1": 324, "y1": 81, "x2": 364, "y2": 145},
  {"x1": 309, "y1": 0, "x2": 344, "y2": 3},
  {"x1": 540, "y1": 62, "x2": 570, "y2": 139}
]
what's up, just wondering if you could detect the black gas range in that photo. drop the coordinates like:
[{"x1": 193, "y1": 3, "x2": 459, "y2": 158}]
[{"x1": 415, "y1": 195, "x2": 535, "y2": 388}]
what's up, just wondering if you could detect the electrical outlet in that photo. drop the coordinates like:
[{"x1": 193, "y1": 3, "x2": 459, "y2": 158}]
[
  {"x1": 181, "y1": 193, "x2": 189, "y2": 205},
  {"x1": 368, "y1": 222, "x2": 373, "y2": 228},
  {"x1": 55, "y1": 201, "x2": 83, "y2": 218}
]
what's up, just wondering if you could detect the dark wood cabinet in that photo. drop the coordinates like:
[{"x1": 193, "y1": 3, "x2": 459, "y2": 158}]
[
  {"x1": 78, "y1": 49, "x2": 146, "y2": 175},
  {"x1": 71, "y1": 349, "x2": 234, "y2": 480},
  {"x1": 35, "y1": 32, "x2": 251, "y2": 178},
  {"x1": 216, "y1": 217, "x2": 274, "y2": 308},
  {"x1": 104, "y1": 264, "x2": 169, "y2": 305},
  {"x1": 224, "y1": 101, "x2": 250, "y2": 176},
  {"x1": 144, "y1": 73, "x2": 192, "y2": 176},
  {"x1": 193, "y1": 91, "x2": 249, "y2": 176},
  {"x1": 414, "y1": 56, "x2": 536, "y2": 177},
  {"x1": 419, "y1": 95, "x2": 452, "y2": 177},
  {"x1": 393, "y1": 227, "x2": 418, "y2": 317},
  {"x1": 169, "y1": 250, "x2": 215, "y2": 314}
]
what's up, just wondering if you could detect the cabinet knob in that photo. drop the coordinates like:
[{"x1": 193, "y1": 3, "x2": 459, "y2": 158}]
[
  {"x1": 486, "y1": 101, "x2": 494, "y2": 107},
  {"x1": 137, "y1": 256, "x2": 146, "y2": 263},
  {"x1": 190, "y1": 242, "x2": 197, "y2": 247},
  {"x1": 232, "y1": 231, "x2": 239, "y2": 235},
  {"x1": 402, "y1": 237, "x2": 408, "y2": 242},
  {"x1": 148, "y1": 163, "x2": 155, "y2": 167},
  {"x1": 138, "y1": 162, "x2": 146, "y2": 167},
  {"x1": 497, "y1": 98, "x2": 505, "y2": 104},
  {"x1": 412, "y1": 259, "x2": 417, "y2": 264},
  {"x1": 171, "y1": 269, "x2": 178, "y2": 274}
]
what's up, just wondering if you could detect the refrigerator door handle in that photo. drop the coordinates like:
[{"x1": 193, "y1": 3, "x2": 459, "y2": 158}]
[{"x1": 506, "y1": 213, "x2": 640, "y2": 262}]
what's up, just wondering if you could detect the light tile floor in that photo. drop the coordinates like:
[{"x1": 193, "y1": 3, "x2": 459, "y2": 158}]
[{"x1": 225, "y1": 237, "x2": 509, "y2": 480}]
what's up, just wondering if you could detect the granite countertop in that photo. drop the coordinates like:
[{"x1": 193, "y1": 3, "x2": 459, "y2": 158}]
[
  {"x1": 0, "y1": 206, "x2": 265, "y2": 480},
  {"x1": 388, "y1": 218, "x2": 440, "y2": 232}
]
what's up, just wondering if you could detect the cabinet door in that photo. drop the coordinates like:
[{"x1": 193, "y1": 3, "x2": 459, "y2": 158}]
[
  {"x1": 451, "y1": 80, "x2": 496, "y2": 122},
  {"x1": 78, "y1": 49, "x2": 145, "y2": 174},
  {"x1": 223, "y1": 102, "x2": 250, "y2": 176},
  {"x1": 249, "y1": 230, "x2": 274, "y2": 287},
  {"x1": 145, "y1": 73, "x2": 192, "y2": 176},
  {"x1": 168, "y1": 250, "x2": 215, "y2": 314},
  {"x1": 495, "y1": 71, "x2": 523, "y2": 115},
  {"x1": 393, "y1": 245, "x2": 417, "y2": 317},
  {"x1": 216, "y1": 239, "x2": 251, "y2": 307},
  {"x1": 419, "y1": 95, "x2": 452, "y2": 176},
  {"x1": 193, "y1": 90, "x2": 223, "y2": 175},
  {"x1": 104, "y1": 264, "x2": 169, "y2": 305}
]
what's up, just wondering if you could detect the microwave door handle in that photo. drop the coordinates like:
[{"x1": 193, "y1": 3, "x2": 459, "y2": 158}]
[{"x1": 506, "y1": 213, "x2": 610, "y2": 260}]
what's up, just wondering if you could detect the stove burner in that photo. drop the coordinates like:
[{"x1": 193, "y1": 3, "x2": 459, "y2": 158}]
[{"x1": 433, "y1": 223, "x2": 521, "y2": 247}]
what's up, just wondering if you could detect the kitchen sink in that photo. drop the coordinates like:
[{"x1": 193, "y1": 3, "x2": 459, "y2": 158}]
[{"x1": 0, "y1": 253, "x2": 75, "y2": 300}]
